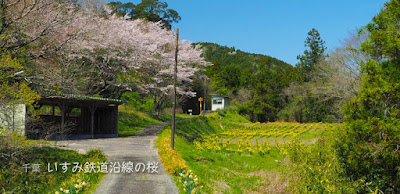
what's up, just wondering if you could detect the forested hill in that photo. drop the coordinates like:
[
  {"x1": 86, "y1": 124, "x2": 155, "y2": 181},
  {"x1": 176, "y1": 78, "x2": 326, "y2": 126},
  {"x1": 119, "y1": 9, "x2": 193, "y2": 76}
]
[
  {"x1": 199, "y1": 42, "x2": 291, "y2": 70},
  {"x1": 197, "y1": 42, "x2": 294, "y2": 94},
  {"x1": 197, "y1": 42, "x2": 295, "y2": 122}
]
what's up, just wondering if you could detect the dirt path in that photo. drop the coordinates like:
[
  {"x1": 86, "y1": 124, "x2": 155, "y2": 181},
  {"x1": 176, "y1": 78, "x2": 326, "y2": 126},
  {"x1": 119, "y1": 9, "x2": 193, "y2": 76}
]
[{"x1": 57, "y1": 122, "x2": 178, "y2": 194}]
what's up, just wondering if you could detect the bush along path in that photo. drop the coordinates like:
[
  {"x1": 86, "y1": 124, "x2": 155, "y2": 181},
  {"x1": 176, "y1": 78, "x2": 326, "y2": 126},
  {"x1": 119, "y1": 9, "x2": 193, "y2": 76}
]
[{"x1": 58, "y1": 121, "x2": 178, "y2": 194}]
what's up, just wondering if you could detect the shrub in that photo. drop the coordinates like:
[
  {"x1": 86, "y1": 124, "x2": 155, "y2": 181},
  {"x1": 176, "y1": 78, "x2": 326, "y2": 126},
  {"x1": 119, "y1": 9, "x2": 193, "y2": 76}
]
[
  {"x1": 336, "y1": 1, "x2": 400, "y2": 192},
  {"x1": 286, "y1": 136, "x2": 358, "y2": 193},
  {"x1": 120, "y1": 92, "x2": 155, "y2": 113}
]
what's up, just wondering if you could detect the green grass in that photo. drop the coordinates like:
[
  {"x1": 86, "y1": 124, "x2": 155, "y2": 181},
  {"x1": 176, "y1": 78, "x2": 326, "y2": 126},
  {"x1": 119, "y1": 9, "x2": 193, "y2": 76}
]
[
  {"x1": 174, "y1": 111, "x2": 250, "y2": 142},
  {"x1": 118, "y1": 105, "x2": 162, "y2": 137},
  {"x1": 0, "y1": 146, "x2": 107, "y2": 193},
  {"x1": 175, "y1": 137, "x2": 284, "y2": 193}
]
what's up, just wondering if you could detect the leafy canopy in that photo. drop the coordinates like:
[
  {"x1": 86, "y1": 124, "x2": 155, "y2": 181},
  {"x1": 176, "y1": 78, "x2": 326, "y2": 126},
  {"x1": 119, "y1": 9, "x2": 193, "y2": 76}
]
[{"x1": 108, "y1": 0, "x2": 181, "y2": 29}]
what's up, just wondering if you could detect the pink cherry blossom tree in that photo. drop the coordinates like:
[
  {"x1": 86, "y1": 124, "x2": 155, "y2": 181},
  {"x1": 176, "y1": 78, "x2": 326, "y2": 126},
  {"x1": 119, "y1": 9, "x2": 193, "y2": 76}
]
[
  {"x1": 5, "y1": 0, "x2": 211, "y2": 113},
  {"x1": 68, "y1": 9, "x2": 210, "y2": 114}
]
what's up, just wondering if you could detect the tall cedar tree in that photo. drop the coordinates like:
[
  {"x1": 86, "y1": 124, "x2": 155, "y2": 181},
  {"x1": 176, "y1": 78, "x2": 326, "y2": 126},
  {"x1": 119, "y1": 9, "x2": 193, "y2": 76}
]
[
  {"x1": 285, "y1": 28, "x2": 329, "y2": 122},
  {"x1": 296, "y1": 28, "x2": 327, "y2": 83}
]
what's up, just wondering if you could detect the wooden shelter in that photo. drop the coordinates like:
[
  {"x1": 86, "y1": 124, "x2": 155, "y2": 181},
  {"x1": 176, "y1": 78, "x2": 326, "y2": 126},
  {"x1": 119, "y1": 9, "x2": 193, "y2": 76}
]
[{"x1": 28, "y1": 92, "x2": 123, "y2": 139}]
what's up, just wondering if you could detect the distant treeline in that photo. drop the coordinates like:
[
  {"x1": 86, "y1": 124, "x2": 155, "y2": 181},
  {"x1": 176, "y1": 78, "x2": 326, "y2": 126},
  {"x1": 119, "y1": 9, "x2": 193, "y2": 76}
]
[{"x1": 198, "y1": 29, "x2": 357, "y2": 124}]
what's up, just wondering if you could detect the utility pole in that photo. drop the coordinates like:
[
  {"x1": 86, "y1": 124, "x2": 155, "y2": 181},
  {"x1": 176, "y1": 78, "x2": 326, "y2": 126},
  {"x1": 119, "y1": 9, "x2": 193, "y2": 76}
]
[
  {"x1": 171, "y1": 28, "x2": 179, "y2": 150},
  {"x1": 203, "y1": 77, "x2": 206, "y2": 115}
]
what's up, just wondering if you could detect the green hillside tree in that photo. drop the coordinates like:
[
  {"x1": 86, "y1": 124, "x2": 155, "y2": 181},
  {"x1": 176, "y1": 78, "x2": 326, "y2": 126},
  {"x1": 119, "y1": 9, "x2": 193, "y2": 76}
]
[
  {"x1": 337, "y1": 0, "x2": 400, "y2": 191},
  {"x1": 247, "y1": 64, "x2": 290, "y2": 122},
  {"x1": 0, "y1": 51, "x2": 39, "y2": 116}
]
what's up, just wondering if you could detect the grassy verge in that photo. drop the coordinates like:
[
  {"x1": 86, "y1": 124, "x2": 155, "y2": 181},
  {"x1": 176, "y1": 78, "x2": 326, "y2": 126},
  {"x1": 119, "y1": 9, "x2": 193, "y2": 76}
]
[{"x1": 118, "y1": 105, "x2": 195, "y2": 137}]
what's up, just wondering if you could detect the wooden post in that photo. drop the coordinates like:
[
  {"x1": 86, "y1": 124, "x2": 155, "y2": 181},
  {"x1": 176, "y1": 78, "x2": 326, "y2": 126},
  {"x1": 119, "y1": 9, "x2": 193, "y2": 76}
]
[
  {"x1": 89, "y1": 105, "x2": 97, "y2": 138},
  {"x1": 25, "y1": 105, "x2": 28, "y2": 136},
  {"x1": 113, "y1": 105, "x2": 118, "y2": 135},
  {"x1": 171, "y1": 28, "x2": 179, "y2": 150},
  {"x1": 60, "y1": 103, "x2": 66, "y2": 134}
]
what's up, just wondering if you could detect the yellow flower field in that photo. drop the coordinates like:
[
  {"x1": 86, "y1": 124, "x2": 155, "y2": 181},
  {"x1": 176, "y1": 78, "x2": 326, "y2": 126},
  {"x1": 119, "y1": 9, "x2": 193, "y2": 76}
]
[{"x1": 193, "y1": 122, "x2": 339, "y2": 155}]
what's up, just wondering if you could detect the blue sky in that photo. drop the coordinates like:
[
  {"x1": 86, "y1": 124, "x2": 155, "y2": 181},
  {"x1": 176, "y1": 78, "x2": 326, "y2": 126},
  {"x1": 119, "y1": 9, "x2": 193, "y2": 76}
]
[{"x1": 118, "y1": 0, "x2": 387, "y2": 65}]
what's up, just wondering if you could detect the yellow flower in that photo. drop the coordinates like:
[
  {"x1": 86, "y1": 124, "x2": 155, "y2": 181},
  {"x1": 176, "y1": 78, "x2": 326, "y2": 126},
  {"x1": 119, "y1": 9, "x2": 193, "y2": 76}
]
[
  {"x1": 191, "y1": 188, "x2": 197, "y2": 194},
  {"x1": 65, "y1": 190, "x2": 70, "y2": 194},
  {"x1": 77, "y1": 179, "x2": 82, "y2": 183},
  {"x1": 55, "y1": 192, "x2": 60, "y2": 194}
]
